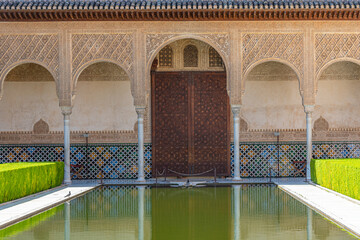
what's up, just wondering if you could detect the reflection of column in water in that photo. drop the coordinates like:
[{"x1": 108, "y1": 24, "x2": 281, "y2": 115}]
[
  {"x1": 233, "y1": 185, "x2": 241, "y2": 240},
  {"x1": 138, "y1": 186, "x2": 145, "y2": 240},
  {"x1": 65, "y1": 201, "x2": 71, "y2": 240},
  {"x1": 307, "y1": 208, "x2": 313, "y2": 240}
]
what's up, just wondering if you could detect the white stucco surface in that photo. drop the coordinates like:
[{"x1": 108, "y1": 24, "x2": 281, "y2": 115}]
[
  {"x1": 0, "y1": 81, "x2": 63, "y2": 131},
  {"x1": 316, "y1": 80, "x2": 360, "y2": 128},
  {"x1": 242, "y1": 81, "x2": 304, "y2": 130},
  {"x1": 71, "y1": 81, "x2": 137, "y2": 131}
]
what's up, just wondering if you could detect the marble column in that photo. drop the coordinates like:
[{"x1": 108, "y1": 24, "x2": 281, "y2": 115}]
[
  {"x1": 232, "y1": 185, "x2": 241, "y2": 240},
  {"x1": 61, "y1": 106, "x2": 72, "y2": 185},
  {"x1": 64, "y1": 201, "x2": 71, "y2": 240},
  {"x1": 304, "y1": 105, "x2": 314, "y2": 182},
  {"x1": 138, "y1": 186, "x2": 145, "y2": 240},
  {"x1": 232, "y1": 105, "x2": 241, "y2": 180},
  {"x1": 136, "y1": 107, "x2": 146, "y2": 182}
]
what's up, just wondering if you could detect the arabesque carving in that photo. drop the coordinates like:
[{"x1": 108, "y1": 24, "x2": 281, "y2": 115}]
[
  {"x1": 242, "y1": 33, "x2": 304, "y2": 78},
  {"x1": 240, "y1": 117, "x2": 248, "y2": 132},
  {"x1": 33, "y1": 119, "x2": 50, "y2": 134},
  {"x1": 0, "y1": 34, "x2": 59, "y2": 81},
  {"x1": 146, "y1": 33, "x2": 230, "y2": 65},
  {"x1": 315, "y1": 33, "x2": 360, "y2": 77},
  {"x1": 314, "y1": 116, "x2": 329, "y2": 131},
  {"x1": 72, "y1": 33, "x2": 134, "y2": 79}
]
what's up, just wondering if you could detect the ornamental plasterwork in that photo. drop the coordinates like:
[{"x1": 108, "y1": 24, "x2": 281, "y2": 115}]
[
  {"x1": 146, "y1": 33, "x2": 230, "y2": 65},
  {"x1": 72, "y1": 33, "x2": 134, "y2": 80},
  {"x1": 315, "y1": 33, "x2": 360, "y2": 78},
  {"x1": 242, "y1": 33, "x2": 304, "y2": 79},
  {"x1": 0, "y1": 34, "x2": 59, "y2": 82}
]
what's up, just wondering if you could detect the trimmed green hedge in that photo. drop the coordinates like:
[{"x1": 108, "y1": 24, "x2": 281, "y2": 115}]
[
  {"x1": 311, "y1": 159, "x2": 360, "y2": 201},
  {"x1": 0, "y1": 162, "x2": 64, "y2": 203}
]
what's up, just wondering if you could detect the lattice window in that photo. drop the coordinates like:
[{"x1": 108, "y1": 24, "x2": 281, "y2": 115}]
[
  {"x1": 159, "y1": 46, "x2": 173, "y2": 67},
  {"x1": 209, "y1": 47, "x2": 224, "y2": 67},
  {"x1": 183, "y1": 45, "x2": 198, "y2": 67}
]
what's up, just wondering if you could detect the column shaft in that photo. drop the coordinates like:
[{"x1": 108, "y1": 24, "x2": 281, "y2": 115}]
[
  {"x1": 136, "y1": 108, "x2": 146, "y2": 182},
  {"x1": 304, "y1": 105, "x2": 314, "y2": 181},
  {"x1": 232, "y1": 106, "x2": 241, "y2": 180},
  {"x1": 64, "y1": 113, "x2": 71, "y2": 184}
]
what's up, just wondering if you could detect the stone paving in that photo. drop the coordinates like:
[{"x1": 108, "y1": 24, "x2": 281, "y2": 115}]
[{"x1": 273, "y1": 178, "x2": 360, "y2": 238}]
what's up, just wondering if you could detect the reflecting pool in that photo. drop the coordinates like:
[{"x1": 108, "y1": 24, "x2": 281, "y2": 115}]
[{"x1": 0, "y1": 185, "x2": 357, "y2": 240}]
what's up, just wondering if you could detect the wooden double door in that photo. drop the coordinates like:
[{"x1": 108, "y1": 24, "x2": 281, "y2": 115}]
[{"x1": 152, "y1": 71, "x2": 230, "y2": 176}]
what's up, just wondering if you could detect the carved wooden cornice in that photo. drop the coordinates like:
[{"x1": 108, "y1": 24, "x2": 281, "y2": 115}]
[{"x1": 1, "y1": 9, "x2": 360, "y2": 22}]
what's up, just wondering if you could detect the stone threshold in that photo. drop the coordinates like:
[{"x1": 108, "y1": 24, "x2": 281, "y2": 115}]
[{"x1": 273, "y1": 178, "x2": 360, "y2": 238}]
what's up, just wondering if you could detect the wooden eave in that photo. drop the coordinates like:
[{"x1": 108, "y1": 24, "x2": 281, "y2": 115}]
[{"x1": 0, "y1": 9, "x2": 360, "y2": 22}]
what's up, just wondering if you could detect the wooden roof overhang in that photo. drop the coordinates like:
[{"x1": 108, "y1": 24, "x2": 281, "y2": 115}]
[{"x1": 1, "y1": 8, "x2": 360, "y2": 21}]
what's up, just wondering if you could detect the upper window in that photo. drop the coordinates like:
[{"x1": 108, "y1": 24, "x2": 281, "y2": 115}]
[
  {"x1": 209, "y1": 47, "x2": 223, "y2": 67},
  {"x1": 159, "y1": 46, "x2": 173, "y2": 67},
  {"x1": 183, "y1": 45, "x2": 198, "y2": 67}
]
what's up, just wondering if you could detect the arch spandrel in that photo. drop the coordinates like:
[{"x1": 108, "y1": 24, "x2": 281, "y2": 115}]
[
  {"x1": 0, "y1": 34, "x2": 60, "y2": 100},
  {"x1": 71, "y1": 33, "x2": 135, "y2": 99},
  {"x1": 241, "y1": 33, "x2": 305, "y2": 95}
]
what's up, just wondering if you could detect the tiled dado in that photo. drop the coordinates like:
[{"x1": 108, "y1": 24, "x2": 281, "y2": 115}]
[
  {"x1": 0, "y1": 142, "x2": 359, "y2": 179},
  {"x1": 0, "y1": 144, "x2": 152, "y2": 179}
]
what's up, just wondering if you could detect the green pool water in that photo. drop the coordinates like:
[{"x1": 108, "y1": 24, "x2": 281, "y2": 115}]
[{"x1": 0, "y1": 185, "x2": 357, "y2": 240}]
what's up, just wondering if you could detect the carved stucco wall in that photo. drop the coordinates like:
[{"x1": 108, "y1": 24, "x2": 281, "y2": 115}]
[
  {"x1": 242, "y1": 33, "x2": 304, "y2": 94},
  {"x1": 71, "y1": 33, "x2": 135, "y2": 92},
  {"x1": 315, "y1": 33, "x2": 360, "y2": 81},
  {"x1": 0, "y1": 34, "x2": 59, "y2": 99}
]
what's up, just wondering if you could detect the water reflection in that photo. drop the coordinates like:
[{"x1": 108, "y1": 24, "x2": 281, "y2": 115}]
[
  {"x1": 138, "y1": 186, "x2": 145, "y2": 240},
  {"x1": 307, "y1": 207, "x2": 313, "y2": 240},
  {"x1": 232, "y1": 185, "x2": 241, "y2": 240},
  {"x1": 0, "y1": 185, "x2": 356, "y2": 240},
  {"x1": 64, "y1": 201, "x2": 70, "y2": 240}
]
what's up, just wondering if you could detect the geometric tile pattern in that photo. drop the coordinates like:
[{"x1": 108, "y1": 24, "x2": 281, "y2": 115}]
[
  {"x1": 1, "y1": 142, "x2": 359, "y2": 179},
  {"x1": 230, "y1": 142, "x2": 360, "y2": 178},
  {"x1": 0, "y1": 144, "x2": 152, "y2": 180}
]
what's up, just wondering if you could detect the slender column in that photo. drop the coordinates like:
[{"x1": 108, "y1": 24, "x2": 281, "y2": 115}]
[
  {"x1": 61, "y1": 106, "x2": 72, "y2": 185},
  {"x1": 138, "y1": 186, "x2": 145, "y2": 240},
  {"x1": 232, "y1": 185, "x2": 241, "y2": 240},
  {"x1": 232, "y1": 105, "x2": 241, "y2": 180},
  {"x1": 136, "y1": 107, "x2": 146, "y2": 182},
  {"x1": 64, "y1": 201, "x2": 71, "y2": 240},
  {"x1": 304, "y1": 105, "x2": 315, "y2": 182}
]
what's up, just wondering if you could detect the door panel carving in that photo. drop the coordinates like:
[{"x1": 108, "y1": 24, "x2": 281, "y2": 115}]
[{"x1": 152, "y1": 71, "x2": 229, "y2": 176}]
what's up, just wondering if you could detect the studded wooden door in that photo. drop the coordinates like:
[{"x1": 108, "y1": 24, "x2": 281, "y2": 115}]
[{"x1": 152, "y1": 71, "x2": 229, "y2": 176}]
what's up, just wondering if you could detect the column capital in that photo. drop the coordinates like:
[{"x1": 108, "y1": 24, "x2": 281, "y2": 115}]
[
  {"x1": 61, "y1": 106, "x2": 72, "y2": 116},
  {"x1": 135, "y1": 106, "x2": 146, "y2": 117},
  {"x1": 231, "y1": 105, "x2": 241, "y2": 116},
  {"x1": 304, "y1": 105, "x2": 315, "y2": 114}
]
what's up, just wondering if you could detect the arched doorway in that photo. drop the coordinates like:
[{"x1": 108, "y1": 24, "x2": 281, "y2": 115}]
[{"x1": 151, "y1": 39, "x2": 230, "y2": 176}]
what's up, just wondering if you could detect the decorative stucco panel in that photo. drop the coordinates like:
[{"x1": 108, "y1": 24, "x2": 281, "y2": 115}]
[
  {"x1": 0, "y1": 34, "x2": 59, "y2": 81},
  {"x1": 315, "y1": 33, "x2": 360, "y2": 77},
  {"x1": 72, "y1": 33, "x2": 134, "y2": 80},
  {"x1": 242, "y1": 33, "x2": 304, "y2": 79}
]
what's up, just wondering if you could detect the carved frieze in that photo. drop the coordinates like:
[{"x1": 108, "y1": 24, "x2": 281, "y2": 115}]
[
  {"x1": 0, "y1": 34, "x2": 59, "y2": 82},
  {"x1": 315, "y1": 33, "x2": 360, "y2": 77},
  {"x1": 146, "y1": 33, "x2": 230, "y2": 66},
  {"x1": 242, "y1": 33, "x2": 304, "y2": 79},
  {"x1": 72, "y1": 33, "x2": 134, "y2": 80}
]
